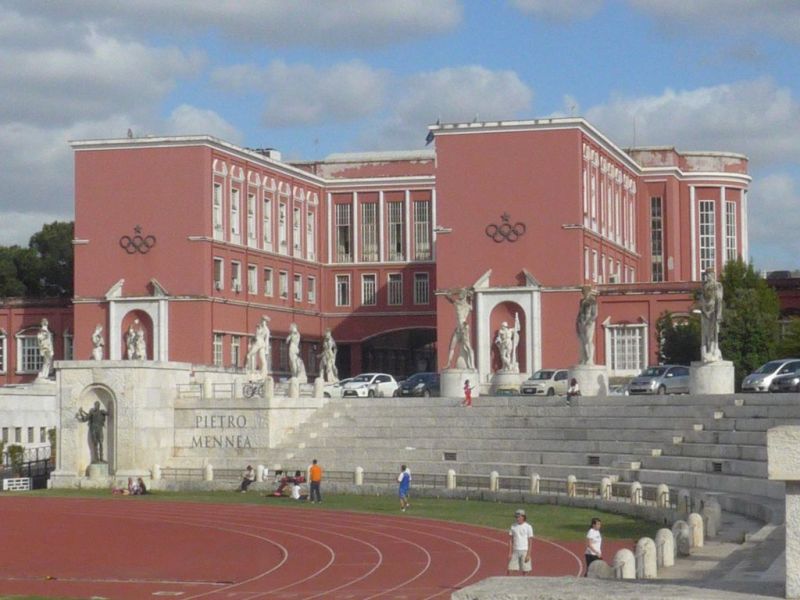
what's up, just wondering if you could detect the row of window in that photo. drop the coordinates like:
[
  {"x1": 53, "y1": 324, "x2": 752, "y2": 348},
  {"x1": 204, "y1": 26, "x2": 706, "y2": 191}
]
[
  {"x1": 0, "y1": 332, "x2": 73, "y2": 374},
  {"x1": 1, "y1": 426, "x2": 51, "y2": 445},
  {"x1": 213, "y1": 259, "x2": 317, "y2": 303},
  {"x1": 583, "y1": 248, "x2": 636, "y2": 284},
  {"x1": 212, "y1": 180, "x2": 318, "y2": 261},
  {"x1": 699, "y1": 199, "x2": 738, "y2": 274},
  {"x1": 333, "y1": 272, "x2": 431, "y2": 308},
  {"x1": 334, "y1": 198, "x2": 432, "y2": 264}
]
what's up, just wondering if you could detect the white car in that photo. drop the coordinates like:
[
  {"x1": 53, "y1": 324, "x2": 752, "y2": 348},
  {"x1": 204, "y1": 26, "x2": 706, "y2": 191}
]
[
  {"x1": 341, "y1": 373, "x2": 399, "y2": 398},
  {"x1": 323, "y1": 377, "x2": 353, "y2": 398},
  {"x1": 520, "y1": 369, "x2": 569, "y2": 396}
]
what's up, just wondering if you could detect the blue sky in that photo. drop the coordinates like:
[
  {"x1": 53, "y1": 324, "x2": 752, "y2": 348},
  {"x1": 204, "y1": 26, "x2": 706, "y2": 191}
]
[{"x1": 1, "y1": 0, "x2": 798, "y2": 270}]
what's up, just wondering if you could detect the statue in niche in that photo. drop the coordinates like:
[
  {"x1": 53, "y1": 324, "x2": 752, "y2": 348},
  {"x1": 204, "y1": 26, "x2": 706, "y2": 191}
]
[
  {"x1": 246, "y1": 315, "x2": 271, "y2": 379},
  {"x1": 76, "y1": 400, "x2": 108, "y2": 463},
  {"x1": 37, "y1": 318, "x2": 54, "y2": 379},
  {"x1": 699, "y1": 270, "x2": 724, "y2": 362},
  {"x1": 91, "y1": 324, "x2": 104, "y2": 360},
  {"x1": 443, "y1": 287, "x2": 475, "y2": 370},
  {"x1": 286, "y1": 323, "x2": 307, "y2": 382},
  {"x1": 134, "y1": 320, "x2": 147, "y2": 360},
  {"x1": 576, "y1": 286, "x2": 599, "y2": 365},
  {"x1": 125, "y1": 324, "x2": 136, "y2": 359},
  {"x1": 318, "y1": 328, "x2": 339, "y2": 383},
  {"x1": 494, "y1": 314, "x2": 520, "y2": 373}
]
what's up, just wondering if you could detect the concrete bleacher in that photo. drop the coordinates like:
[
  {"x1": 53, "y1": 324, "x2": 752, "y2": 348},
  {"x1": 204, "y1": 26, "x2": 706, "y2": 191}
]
[{"x1": 265, "y1": 392, "x2": 800, "y2": 523}]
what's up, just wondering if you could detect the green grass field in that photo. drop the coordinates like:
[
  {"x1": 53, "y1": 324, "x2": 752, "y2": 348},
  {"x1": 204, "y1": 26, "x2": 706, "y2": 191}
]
[{"x1": 15, "y1": 487, "x2": 655, "y2": 542}]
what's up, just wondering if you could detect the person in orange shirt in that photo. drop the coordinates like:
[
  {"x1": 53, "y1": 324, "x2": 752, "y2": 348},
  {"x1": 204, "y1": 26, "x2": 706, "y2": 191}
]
[{"x1": 309, "y1": 458, "x2": 323, "y2": 503}]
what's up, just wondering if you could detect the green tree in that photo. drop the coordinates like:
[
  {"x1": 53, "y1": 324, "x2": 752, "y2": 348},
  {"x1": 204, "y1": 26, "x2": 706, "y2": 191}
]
[
  {"x1": 0, "y1": 221, "x2": 73, "y2": 298},
  {"x1": 6, "y1": 444, "x2": 25, "y2": 476},
  {"x1": 777, "y1": 317, "x2": 800, "y2": 358},
  {"x1": 719, "y1": 259, "x2": 780, "y2": 387},
  {"x1": 656, "y1": 311, "x2": 700, "y2": 365}
]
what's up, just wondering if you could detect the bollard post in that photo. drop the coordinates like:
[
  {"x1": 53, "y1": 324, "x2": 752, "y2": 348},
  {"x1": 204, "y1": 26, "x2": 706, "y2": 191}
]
[
  {"x1": 256, "y1": 464, "x2": 266, "y2": 482},
  {"x1": 204, "y1": 464, "x2": 214, "y2": 481},
  {"x1": 489, "y1": 471, "x2": 500, "y2": 492},
  {"x1": 447, "y1": 469, "x2": 457, "y2": 490},
  {"x1": 354, "y1": 466, "x2": 364, "y2": 486},
  {"x1": 530, "y1": 473, "x2": 540, "y2": 494},
  {"x1": 152, "y1": 464, "x2": 162, "y2": 481},
  {"x1": 567, "y1": 475, "x2": 577, "y2": 497},
  {"x1": 600, "y1": 477, "x2": 611, "y2": 500}
]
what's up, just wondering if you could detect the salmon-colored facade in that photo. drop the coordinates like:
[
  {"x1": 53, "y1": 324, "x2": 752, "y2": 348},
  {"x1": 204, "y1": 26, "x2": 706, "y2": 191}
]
[{"x1": 0, "y1": 117, "x2": 772, "y2": 386}]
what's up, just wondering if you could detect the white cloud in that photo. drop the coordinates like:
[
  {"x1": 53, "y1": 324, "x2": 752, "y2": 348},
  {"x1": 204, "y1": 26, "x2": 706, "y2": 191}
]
[
  {"x1": 584, "y1": 78, "x2": 800, "y2": 168},
  {"x1": 363, "y1": 65, "x2": 534, "y2": 149},
  {"x1": 0, "y1": 210, "x2": 74, "y2": 247},
  {"x1": 748, "y1": 173, "x2": 800, "y2": 270},
  {"x1": 164, "y1": 105, "x2": 243, "y2": 144},
  {"x1": 213, "y1": 60, "x2": 388, "y2": 126},
  {"x1": 510, "y1": 0, "x2": 604, "y2": 22},
  {"x1": 6, "y1": 0, "x2": 462, "y2": 48},
  {"x1": 629, "y1": 0, "x2": 800, "y2": 43}
]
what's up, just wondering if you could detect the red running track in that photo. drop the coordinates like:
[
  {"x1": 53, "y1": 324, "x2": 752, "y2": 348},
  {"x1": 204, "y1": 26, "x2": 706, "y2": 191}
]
[{"x1": 0, "y1": 497, "x2": 631, "y2": 599}]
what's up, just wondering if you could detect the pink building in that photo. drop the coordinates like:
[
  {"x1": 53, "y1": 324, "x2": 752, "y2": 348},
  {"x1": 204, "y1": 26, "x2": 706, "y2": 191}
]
[{"x1": 0, "y1": 117, "x2": 753, "y2": 385}]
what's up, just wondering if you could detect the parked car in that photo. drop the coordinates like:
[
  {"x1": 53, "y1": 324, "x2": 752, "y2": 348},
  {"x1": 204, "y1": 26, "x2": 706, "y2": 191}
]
[
  {"x1": 628, "y1": 365, "x2": 690, "y2": 395},
  {"x1": 396, "y1": 372, "x2": 440, "y2": 397},
  {"x1": 520, "y1": 369, "x2": 569, "y2": 396},
  {"x1": 323, "y1": 377, "x2": 354, "y2": 398},
  {"x1": 341, "y1": 373, "x2": 399, "y2": 398},
  {"x1": 742, "y1": 359, "x2": 800, "y2": 392},
  {"x1": 769, "y1": 365, "x2": 800, "y2": 393},
  {"x1": 608, "y1": 384, "x2": 629, "y2": 396}
]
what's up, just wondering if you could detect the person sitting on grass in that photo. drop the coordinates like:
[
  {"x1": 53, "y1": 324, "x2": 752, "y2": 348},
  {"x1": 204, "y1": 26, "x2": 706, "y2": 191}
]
[
  {"x1": 274, "y1": 470, "x2": 305, "y2": 496},
  {"x1": 238, "y1": 465, "x2": 256, "y2": 493},
  {"x1": 135, "y1": 477, "x2": 148, "y2": 495},
  {"x1": 290, "y1": 482, "x2": 308, "y2": 501}
]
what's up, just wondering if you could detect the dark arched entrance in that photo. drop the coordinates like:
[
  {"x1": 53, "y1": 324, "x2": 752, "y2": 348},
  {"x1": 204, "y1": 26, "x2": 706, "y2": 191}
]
[{"x1": 360, "y1": 329, "x2": 436, "y2": 378}]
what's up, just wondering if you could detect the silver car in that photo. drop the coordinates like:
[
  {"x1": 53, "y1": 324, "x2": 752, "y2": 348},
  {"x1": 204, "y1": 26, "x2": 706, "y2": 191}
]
[
  {"x1": 742, "y1": 359, "x2": 800, "y2": 392},
  {"x1": 628, "y1": 365, "x2": 690, "y2": 395}
]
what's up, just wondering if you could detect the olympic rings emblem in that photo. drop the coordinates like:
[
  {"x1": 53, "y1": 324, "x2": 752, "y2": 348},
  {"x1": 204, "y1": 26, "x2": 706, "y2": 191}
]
[
  {"x1": 119, "y1": 228, "x2": 157, "y2": 254},
  {"x1": 485, "y1": 214, "x2": 526, "y2": 243}
]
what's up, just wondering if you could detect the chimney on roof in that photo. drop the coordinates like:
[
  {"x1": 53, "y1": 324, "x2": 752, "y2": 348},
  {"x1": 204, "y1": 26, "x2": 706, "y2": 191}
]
[{"x1": 251, "y1": 147, "x2": 282, "y2": 161}]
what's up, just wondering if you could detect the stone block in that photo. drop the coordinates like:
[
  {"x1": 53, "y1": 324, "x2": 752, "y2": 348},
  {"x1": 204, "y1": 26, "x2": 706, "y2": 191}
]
[
  {"x1": 655, "y1": 528, "x2": 675, "y2": 567},
  {"x1": 587, "y1": 559, "x2": 614, "y2": 579},
  {"x1": 441, "y1": 369, "x2": 480, "y2": 399},
  {"x1": 767, "y1": 426, "x2": 800, "y2": 480},
  {"x1": 635, "y1": 537, "x2": 657, "y2": 578},
  {"x1": 688, "y1": 512, "x2": 704, "y2": 548},
  {"x1": 689, "y1": 360, "x2": 735, "y2": 395},
  {"x1": 569, "y1": 364, "x2": 609, "y2": 396},
  {"x1": 612, "y1": 548, "x2": 635, "y2": 579}
]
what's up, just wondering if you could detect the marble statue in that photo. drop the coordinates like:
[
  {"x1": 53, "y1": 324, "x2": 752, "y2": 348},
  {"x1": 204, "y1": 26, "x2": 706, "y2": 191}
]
[
  {"x1": 576, "y1": 285, "x2": 598, "y2": 365},
  {"x1": 91, "y1": 324, "x2": 104, "y2": 360},
  {"x1": 699, "y1": 270, "x2": 723, "y2": 362},
  {"x1": 134, "y1": 320, "x2": 147, "y2": 360},
  {"x1": 286, "y1": 323, "x2": 307, "y2": 381},
  {"x1": 125, "y1": 324, "x2": 136, "y2": 359},
  {"x1": 443, "y1": 287, "x2": 475, "y2": 370},
  {"x1": 76, "y1": 400, "x2": 108, "y2": 463},
  {"x1": 494, "y1": 314, "x2": 520, "y2": 373},
  {"x1": 246, "y1": 315, "x2": 271, "y2": 379},
  {"x1": 37, "y1": 318, "x2": 54, "y2": 379},
  {"x1": 319, "y1": 328, "x2": 338, "y2": 383}
]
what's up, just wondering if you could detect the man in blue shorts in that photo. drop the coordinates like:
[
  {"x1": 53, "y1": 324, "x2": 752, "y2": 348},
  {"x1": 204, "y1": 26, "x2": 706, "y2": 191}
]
[{"x1": 398, "y1": 464, "x2": 411, "y2": 512}]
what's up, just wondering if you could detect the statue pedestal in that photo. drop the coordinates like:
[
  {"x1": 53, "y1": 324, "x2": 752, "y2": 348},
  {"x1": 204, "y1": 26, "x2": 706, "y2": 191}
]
[
  {"x1": 569, "y1": 364, "x2": 609, "y2": 396},
  {"x1": 87, "y1": 462, "x2": 109, "y2": 480},
  {"x1": 314, "y1": 377, "x2": 325, "y2": 398},
  {"x1": 490, "y1": 371, "x2": 522, "y2": 395},
  {"x1": 288, "y1": 378, "x2": 300, "y2": 399},
  {"x1": 441, "y1": 369, "x2": 480, "y2": 399},
  {"x1": 690, "y1": 360, "x2": 734, "y2": 394}
]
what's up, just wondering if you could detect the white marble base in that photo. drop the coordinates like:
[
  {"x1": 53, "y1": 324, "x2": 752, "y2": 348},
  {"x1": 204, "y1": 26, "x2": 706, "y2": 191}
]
[
  {"x1": 689, "y1": 360, "x2": 734, "y2": 395},
  {"x1": 490, "y1": 371, "x2": 522, "y2": 395},
  {"x1": 569, "y1": 364, "x2": 609, "y2": 396},
  {"x1": 441, "y1": 369, "x2": 480, "y2": 399},
  {"x1": 87, "y1": 462, "x2": 109, "y2": 479}
]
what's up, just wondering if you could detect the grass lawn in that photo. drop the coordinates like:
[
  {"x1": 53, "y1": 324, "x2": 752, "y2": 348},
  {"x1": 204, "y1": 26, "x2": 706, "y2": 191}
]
[{"x1": 15, "y1": 488, "x2": 655, "y2": 542}]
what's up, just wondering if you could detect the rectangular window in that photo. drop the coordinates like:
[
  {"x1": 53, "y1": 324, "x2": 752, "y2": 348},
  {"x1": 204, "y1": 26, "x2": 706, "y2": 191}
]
[
  {"x1": 263, "y1": 197, "x2": 272, "y2": 250},
  {"x1": 0, "y1": 333, "x2": 5, "y2": 373},
  {"x1": 248, "y1": 264, "x2": 257, "y2": 295},
  {"x1": 388, "y1": 273, "x2": 403, "y2": 305},
  {"x1": 213, "y1": 183, "x2": 223, "y2": 239},
  {"x1": 213, "y1": 258, "x2": 223, "y2": 290},
  {"x1": 213, "y1": 333, "x2": 223, "y2": 367},
  {"x1": 651, "y1": 196, "x2": 664, "y2": 282},
  {"x1": 293, "y1": 274, "x2": 302, "y2": 302},
  {"x1": 414, "y1": 201, "x2": 431, "y2": 260},
  {"x1": 388, "y1": 201, "x2": 405, "y2": 261},
  {"x1": 279, "y1": 271, "x2": 288, "y2": 298},
  {"x1": 278, "y1": 202, "x2": 288, "y2": 253},
  {"x1": 699, "y1": 200, "x2": 716, "y2": 273},
  {"x1": 609, "y1": 325, "x2": 646, "y2": 373},
  {"x1": 590, "y1": 172, "x2": 597, "y2": 229},
  {"x1": 362, "y1": 273, "x2": 377, "y2": 306},
  {"x1": 307, "y1": 276, "x2": 316, "y2": 303},
  {"x1": 20, "y1": 337, "x2": 42, "y2": 373},
  {"x1": 306, "y1": 210, "x2": 315, "y2": 261},
  {"x1": 64, "y1": 334, "x2": 73, "y2": 360},
  {"x1": 336, "y1": 274, "x2": 350, "y2": 307},
  {"x1": 584, "y1": 247, "x2": 590, "y2": 281},
  {"x1": 335, "y1": 203, "x2": 352, "y2": 263},
  {"x1": 293, "y1": 206, "x2": 302, "y2": 257},
  {"x1": 414, "y1": 272, "x2": 430, "y2": 305},
  {"x1": 230, "y1": 187, "x2": 240, "y2": 240},
  {"x1": 1, "y1": 427, "x2": 7, "y2": 443},
  {"x1": 27, "y1": 426, "x2": 34, "y2": 444},
  {"x1": 263, "y1": 268, "x2": 273, "y2": 296},
  {"x1": 361, "y1": 203, "x2": 378, "y2": 262},
  {"x1": 592, "y1": 250, "x2": 598, "y2": 283},
  {"x1": 582, "y1": 166, "x2": 589, "y2": 225},
  {"x1": 247, "y1": 193, "x2": 257, "y2": 247},
  {"x1": 40, "y1": 426, "x2": 47, "y2": 443},
  {"x1": 231, "y1": 261, "x2": 241, "y2": 292},
  {"x1": 15, "y1": 427, "x2": 21, "y2": 443},
  {"x1": 725, "y1": 201, "x2": 737, "y2": 262},
  {"x1": 231, "y1": 335, "x2": 241, "y2": 367}
]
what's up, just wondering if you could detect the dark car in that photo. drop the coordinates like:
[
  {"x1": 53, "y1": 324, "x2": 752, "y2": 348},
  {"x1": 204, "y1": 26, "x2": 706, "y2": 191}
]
[
  {"x1": 396, "y1": 372, "x2": 440, "y2": 397},
  {"x1": 769, "y1": 366, "x2": 800, "y2": 392}
]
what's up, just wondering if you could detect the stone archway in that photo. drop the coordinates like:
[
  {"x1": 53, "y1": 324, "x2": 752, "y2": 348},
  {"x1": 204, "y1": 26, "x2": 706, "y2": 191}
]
[
  {"x1": 77, "y1": 385, "x2": 116, "y2": 474},
  {"x1": 120, "y1": 310, "x2": 153, "y2": 360},
  {"x1": 489, "y1": 301, "x2": 526, "y2": 373}
]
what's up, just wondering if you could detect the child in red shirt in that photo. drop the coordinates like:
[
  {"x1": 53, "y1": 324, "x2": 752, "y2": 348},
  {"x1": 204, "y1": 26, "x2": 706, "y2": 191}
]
[{"x1": 462, "y1": 379, "x2": 474, "y2": 407}]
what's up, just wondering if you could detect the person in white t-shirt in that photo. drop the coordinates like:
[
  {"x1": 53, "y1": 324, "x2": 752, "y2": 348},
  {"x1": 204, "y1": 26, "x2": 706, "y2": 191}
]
[
  {"x1": 584, "y1": 517, "x2": 603, "y2": 575},
  {"x1": 507, "y1": 508, "x2": 534, "y2": 575}
]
